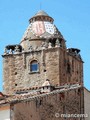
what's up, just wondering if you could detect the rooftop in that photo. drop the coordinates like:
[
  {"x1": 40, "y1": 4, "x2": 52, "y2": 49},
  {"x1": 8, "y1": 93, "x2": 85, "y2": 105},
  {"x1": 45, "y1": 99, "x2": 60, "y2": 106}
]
[
  {"x1": 34, "y1": 10, "x2": 49, "y2": 17},
  {"x1": 0, "y1": 84, "x2": 81, "y2": 106}
]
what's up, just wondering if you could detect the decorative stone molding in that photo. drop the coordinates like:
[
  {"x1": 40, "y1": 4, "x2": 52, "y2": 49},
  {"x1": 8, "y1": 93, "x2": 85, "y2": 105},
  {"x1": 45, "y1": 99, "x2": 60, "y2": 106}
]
[
  {"x1": 55, "y1": 38, "x2": 60, "y2": 47},
  {"x1": 4, "y1": 47, "x2": 8, "y2": 55},
  {"x1": 9, "y1": 49, "x2": 13, "y2": 54},
  {"x1": 14, "y1": 46, "x2": 20, "y2": 54},
  {"x1": 28, "y1": 45, "x2": 33, "y2": 52},
  {"x1": 48, "y1": 42, "x2": 52, "y2": 48},
  {"x1": 41, "y1": 42, "x2": 47, "y2": 49}
]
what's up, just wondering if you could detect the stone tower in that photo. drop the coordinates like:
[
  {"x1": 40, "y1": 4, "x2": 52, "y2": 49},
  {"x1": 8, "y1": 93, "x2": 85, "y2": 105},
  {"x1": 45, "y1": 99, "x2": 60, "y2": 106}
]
[{"x1": 2, "y1": 10, "x2": 83, "y2": 94}]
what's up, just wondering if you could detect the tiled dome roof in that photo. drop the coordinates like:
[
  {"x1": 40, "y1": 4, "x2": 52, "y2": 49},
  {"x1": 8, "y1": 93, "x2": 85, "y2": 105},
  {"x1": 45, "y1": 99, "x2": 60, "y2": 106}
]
[
  {"x1": 33, "y1": 10, "x2": 49, "y2": 17},
  {"x1": 29, "y1": 10, "x2": 54, "y2": 23},
  {"x1": 20, "y1": 10, "x2": 65, "y2": 50}
]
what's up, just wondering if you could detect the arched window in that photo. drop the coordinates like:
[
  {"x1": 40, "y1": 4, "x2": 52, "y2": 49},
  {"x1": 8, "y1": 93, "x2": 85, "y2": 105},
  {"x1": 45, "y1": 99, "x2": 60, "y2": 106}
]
[{"x1": 30, "y1": 60, "x2": 39, "y2": 72}]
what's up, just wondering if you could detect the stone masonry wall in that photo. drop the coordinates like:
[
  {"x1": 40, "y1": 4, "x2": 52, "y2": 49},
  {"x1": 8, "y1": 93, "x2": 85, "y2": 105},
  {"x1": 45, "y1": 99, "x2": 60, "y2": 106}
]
[
  {"x1": 3, "y1": 47, "x2": 83, "y2": 94},
  {"x1": 11, "y1": 87, "x2": 84, "y2": 120}
]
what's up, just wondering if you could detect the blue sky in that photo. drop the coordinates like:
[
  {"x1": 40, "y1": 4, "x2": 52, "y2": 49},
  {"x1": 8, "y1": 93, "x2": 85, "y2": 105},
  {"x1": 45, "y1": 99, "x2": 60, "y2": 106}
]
[{"x1": 0, "y1": 0, "x2": 90, "y2": 91}]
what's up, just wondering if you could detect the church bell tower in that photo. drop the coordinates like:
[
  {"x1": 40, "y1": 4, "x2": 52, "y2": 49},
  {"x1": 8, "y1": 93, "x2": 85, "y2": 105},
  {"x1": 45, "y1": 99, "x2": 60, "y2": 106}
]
[{"x1": 2, "y1": 10, "x2": 83, "y2": 94}]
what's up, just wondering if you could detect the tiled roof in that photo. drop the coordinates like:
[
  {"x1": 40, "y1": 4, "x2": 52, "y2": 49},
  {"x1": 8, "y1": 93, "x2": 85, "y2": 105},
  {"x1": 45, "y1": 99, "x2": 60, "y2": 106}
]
[
  {"x1": 20, "y1": 23, "x2": 63, "y2": 43},
  {"x1": 29, "y1": 10, "x2": 54, "y2": 22},
  {"x1": 20, "y1": 10, "x2": 64, "y2": 44},
  {"x1": 0, "y1": 84, "x2": 81, "y2": 105},
  {"x1": 34, "y1": 10, "x2": 49, "y2": 17}
]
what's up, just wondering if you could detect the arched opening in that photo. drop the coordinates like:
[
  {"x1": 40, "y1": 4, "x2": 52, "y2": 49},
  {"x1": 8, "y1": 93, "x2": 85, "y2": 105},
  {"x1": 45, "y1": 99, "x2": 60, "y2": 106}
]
[{"x1": 30, "y1": 60, "x2": 39, "y2": 72}]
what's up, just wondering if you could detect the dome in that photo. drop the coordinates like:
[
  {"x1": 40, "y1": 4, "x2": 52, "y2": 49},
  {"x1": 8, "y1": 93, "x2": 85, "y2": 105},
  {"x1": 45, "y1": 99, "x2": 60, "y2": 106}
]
[
  {"x1": 29, "y1": 10, "x2": 54, "y2": 23},
  {"x1": 20, "y1": 10, "x2": 65, "y2": 51},
  {"x1": 33, "y1": 10, "x2": 50, "y2": 16}
]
